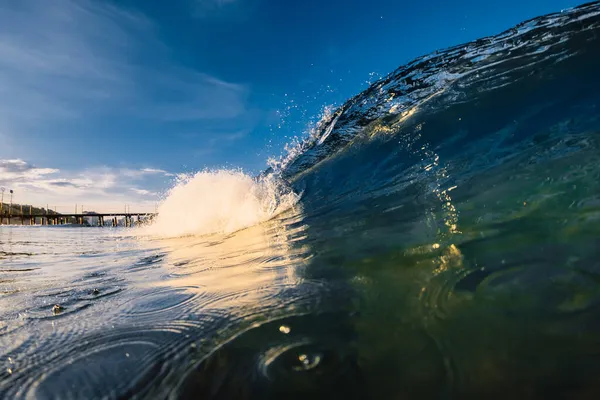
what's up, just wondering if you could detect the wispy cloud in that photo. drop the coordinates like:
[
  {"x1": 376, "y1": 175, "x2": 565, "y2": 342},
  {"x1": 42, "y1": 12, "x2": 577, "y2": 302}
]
[
  {"x1": 121, "y1": 168, "x2": 175, "y2": 179},
  {"x1": 178, "y1": 129, "x2": 250, "y2": 160},
  {"x1": 0, "y1": 159, "x2": 59, "y2": 179},
  {"x1": 208, "y1": 129, "x2": 249, "y2": 145},
  {"x1": 193, "y1": 0, "x2": 238, "y2": 13},
  {"x1": 130, "y1": 188, "x2": 157, "y2": 196},
  {"x1": 190, "y1": 0, "x2": 251, "y2": 21},
  {"x1": 0, "y1": 0, "x2": 250, "y2": 138},
  {"x1": 0, "y1": 159, "x2": 170, "y2": 212},
  {"x1": 139, "y1": 168, "x2": 175, "y2": 177},
  {"x1": 0, "y1": 0, "x2": 257, "y2": 204}
]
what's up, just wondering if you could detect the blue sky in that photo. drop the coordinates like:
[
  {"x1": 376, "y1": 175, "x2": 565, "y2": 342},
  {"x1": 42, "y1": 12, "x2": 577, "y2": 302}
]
[{"x1": 0, "y1": 0, "x2": 580, "y2": 211}]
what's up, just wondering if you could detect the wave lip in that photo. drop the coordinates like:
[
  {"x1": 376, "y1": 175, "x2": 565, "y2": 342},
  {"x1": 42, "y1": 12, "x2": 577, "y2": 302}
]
[{"x1": 272, "y1": 1, "x2": 600, "y2": 180}]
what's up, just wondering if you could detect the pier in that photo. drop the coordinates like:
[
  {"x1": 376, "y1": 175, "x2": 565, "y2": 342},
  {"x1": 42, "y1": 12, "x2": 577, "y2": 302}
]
[
  {"x1": 0, "y1": 195, "x2": 158, "y2": 226},
  {"x1": 0, "y1": 212, "x2": 156, "y2": 227}
]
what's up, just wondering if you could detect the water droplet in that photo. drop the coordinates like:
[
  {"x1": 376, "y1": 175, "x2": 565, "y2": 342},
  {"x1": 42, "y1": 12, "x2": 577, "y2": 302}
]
[{"x1": 279, "y1": 325, "x2": 291, "y2": 334}]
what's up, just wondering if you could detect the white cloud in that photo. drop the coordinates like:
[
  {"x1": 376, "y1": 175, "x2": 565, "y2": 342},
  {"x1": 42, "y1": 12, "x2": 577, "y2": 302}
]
[
  {"x1": 0, "y1": 159, "x2": 170, "y2": 213},
  {"x1": 130, "y1": 188, "x2": 156, "y2": 196},
  {"x1": 121, "y1": 168, "x2": 175, "y2": 179},
  {"x1": 140, "y1": 168, "x2": 175, "y2": 177},
  {"x1": 0, "y1": 159, "x2": 59, "y2": 179}
]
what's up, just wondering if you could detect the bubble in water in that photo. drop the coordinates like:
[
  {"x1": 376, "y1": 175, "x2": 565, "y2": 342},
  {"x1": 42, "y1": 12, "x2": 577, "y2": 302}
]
[{"x1": 292, "y1": 352, "x2": 322, "y2": 372}]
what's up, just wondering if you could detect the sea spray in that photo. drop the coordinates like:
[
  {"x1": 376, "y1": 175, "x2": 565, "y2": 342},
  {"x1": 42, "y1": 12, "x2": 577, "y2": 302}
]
[{"x1": 141, "y1": 170, "x2": 300, "y2": 238}]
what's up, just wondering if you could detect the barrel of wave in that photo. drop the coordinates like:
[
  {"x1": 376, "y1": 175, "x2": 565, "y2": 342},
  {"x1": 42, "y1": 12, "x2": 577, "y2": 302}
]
[{"x1": 140, "y1": 170, "x2": 300, "y2": 238}]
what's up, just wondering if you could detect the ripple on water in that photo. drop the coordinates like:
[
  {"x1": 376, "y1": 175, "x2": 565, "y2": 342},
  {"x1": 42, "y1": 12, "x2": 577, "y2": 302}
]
[
  {"x1": 0, "y1": 251, "x2": 34, "y2": 258},
  {"x1": 16, "y1": 336, "x2": 165, "y2": 400},
  {"x1": 174, "y1": 313, "x2": 367, "y2": 400},
  {"x1": 126, "y1": 253, "x2": 167, "y2": 273},
  {"x1": 24, "y1": 285, "x2": 123, "y2": 321},
  {"x1": 3, "y1": 323, "x2": 203, "y2": 400},
  {"x1": 416, "y1": 241, "x2": 600, "y2": 397},
  {"x1": 119, "y1": 286, "x2": 207, "y2": 321}
]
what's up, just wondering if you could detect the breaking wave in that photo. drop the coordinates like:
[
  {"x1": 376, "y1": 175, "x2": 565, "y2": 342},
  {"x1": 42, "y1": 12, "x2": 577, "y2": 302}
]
[{"x1": 141, "y1": 171, "x2": 299, "y2": 238}]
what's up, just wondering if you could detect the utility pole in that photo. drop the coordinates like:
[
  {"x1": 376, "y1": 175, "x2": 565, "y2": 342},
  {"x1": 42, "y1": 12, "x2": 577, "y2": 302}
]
[
  {"x1": 9, "y1": 189, "x2": 13, "y2": 218},
  {"x1": 0, "y1": 187, "x2": 4, "y2": 225}
]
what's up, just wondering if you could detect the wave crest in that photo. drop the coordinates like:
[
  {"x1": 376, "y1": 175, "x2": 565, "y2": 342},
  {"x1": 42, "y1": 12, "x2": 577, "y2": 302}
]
[
  {"x1": 141, "y1": 171, "x2": 299, "y2": 238},
  {"x1": 270, "y1": 2, "x2": 600, "y2": 180}
]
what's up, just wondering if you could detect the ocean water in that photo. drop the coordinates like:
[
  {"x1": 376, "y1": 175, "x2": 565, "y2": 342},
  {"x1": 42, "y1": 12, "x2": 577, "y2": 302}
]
[{"x1": 2, "y1": 3, "x2": 600, "y2": 399}]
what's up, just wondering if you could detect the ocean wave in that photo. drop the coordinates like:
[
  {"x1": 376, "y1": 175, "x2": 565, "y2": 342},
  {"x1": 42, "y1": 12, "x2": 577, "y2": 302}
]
[
  {"x1": 144, "y1": 2, "x2": 600, "y2": 241},
  {"x1": 269, "y1": 1, "x2": 600, "y2": 181}
]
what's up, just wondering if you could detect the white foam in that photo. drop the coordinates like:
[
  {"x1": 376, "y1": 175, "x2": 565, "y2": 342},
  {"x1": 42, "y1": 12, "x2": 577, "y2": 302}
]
[{"x1": 139, "y1": 170, "x2": 299, "y2": 238}]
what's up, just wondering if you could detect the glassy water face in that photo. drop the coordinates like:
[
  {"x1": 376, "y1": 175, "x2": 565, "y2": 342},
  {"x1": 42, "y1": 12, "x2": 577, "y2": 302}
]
[{"x1": 2, "y1": 3, "x2": 600, "y2": 399}]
